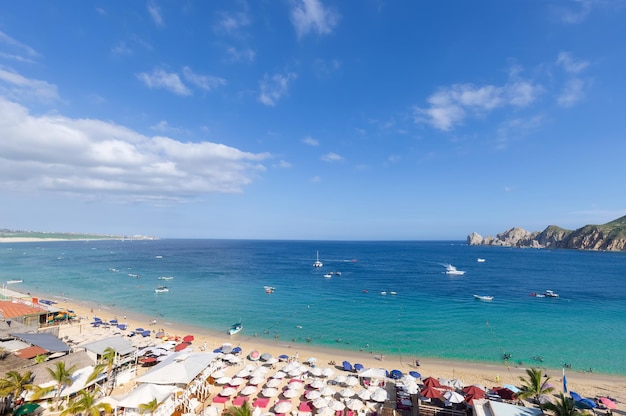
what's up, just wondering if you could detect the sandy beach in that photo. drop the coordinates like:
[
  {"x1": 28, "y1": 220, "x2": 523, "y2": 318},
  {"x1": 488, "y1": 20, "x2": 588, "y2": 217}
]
[{"x1": 42, "y1": 292, "x2": 626, "y2": 412}]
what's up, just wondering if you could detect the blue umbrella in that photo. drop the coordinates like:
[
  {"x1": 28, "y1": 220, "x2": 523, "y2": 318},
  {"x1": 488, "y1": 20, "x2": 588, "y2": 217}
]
[
  {"x1": 390, "y1": 369, "x2": 403, "y2": 379},
  {"x1": 342, "y1": 361, "x2": 353, "y2": 371},
  {"x1": 213, "y1": 348, "x2": 222, "y2": 353},
  {"x1": 409, "y1": 371, "x2": 421, "y2": 379},
  {"x1": 570, "y1": 391, "x2": 583, "y2": 402},
  {"x1": 354, "y1": 363, "x2": 364, "y2": 372},
  {"x1": 575, "y1": 399, "x2": 597, "y2": 409}
]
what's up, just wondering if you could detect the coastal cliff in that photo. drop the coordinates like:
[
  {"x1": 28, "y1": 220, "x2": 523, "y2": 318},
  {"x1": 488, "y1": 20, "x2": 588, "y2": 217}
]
[{"x1": 467, "y1": 215, "x2": 626, "y2": 251}]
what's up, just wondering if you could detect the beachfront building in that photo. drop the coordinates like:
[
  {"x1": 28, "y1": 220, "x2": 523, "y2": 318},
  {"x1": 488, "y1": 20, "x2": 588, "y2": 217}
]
[
  {"x1": 0, "y1": 300, "x2": 48, "y2": 328},
  {"x1": 77, "y1": 335, "x2": 138, "y2": 387},
  {"x1": 472, "y1": 399, "x2": 542, "y2": 416}
]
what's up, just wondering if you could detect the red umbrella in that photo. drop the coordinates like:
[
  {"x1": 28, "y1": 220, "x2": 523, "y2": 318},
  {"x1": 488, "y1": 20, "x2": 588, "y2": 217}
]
[
  {"x1": 464, "y1": 393, "x2": 481, "y2": 405},
  {"x1": 174, "y1": 343, "x2": 189, "y2": 352},
  {"x1": 183, "y1": 335, "x2": 194, "y2": 343},
  {"x1": 140, "y1": 357, "x2": 157, "y2": 364},
  {"x1": 599, "y1": 397, "x2": 617, "y2": 409},
  {"x1": 422, "y1": 377, "x2": 441, "y2": 388},
  {"x1": 462, "y1": 385, "x2": 485, "y2": 396},
  {"x1": 420, "y1": 386, "x2": 442, "y2": 399},
  {"x1": 494, "y1": 387, "x2": 516, "y2": 400}
]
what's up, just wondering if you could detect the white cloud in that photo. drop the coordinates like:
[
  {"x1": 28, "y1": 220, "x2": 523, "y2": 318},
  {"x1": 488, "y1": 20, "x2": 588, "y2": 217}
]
[
  {"x1": 321, "y1": 152, "x2": 343, "y2": 162},
  {"x1": 227, "y1": 47, "x2": 255, "y2": 62},
  {"x1": 276, "y1": 160, "x2": 292, "y2": 168},
  {"x1": 214, "y1": 11, "x2": 250, "y2": 34},
  {"x1": 557, "y1": 78, "x2": 586, "y2": 107},
  {"x1": 258, "y1": 72, "x2": 297, "y2": 106},
  {"x1": 147, "y1": 0, "x2": 164, "y2": 27},
  {"x1": 112, "y1": 41, "x2": 133, "y2": 56},
  {"x1": 555, "y1": 0, "x2": 594, "y2": 24},
  {"x1": 0, "y1": 31, "x2": 39, "y2": 61},
  {"x1": 0, "y1": 97, "x2": 271, "y2": 201},
  {"x1": 311, "y1": 175, "x2": 321, "y2": 183},
  {"x1": 182, "y1": 66, "x2": 226, "y2": 92},
  {"x1": 0, "y1": 67, "x2": 59, "y2": 103},
  {"x1": 137, "y1": 69, "x2": 192, "y2": 96},
  {"x1": 414, "y1": 80, "x2": 542, "y2": 131},
  {"x1": 290, "y1": 0, "x2": 340, "y2": 38},
  {"x1": 556, "y1": 52, "x2": 589, "y2": 73},
  {"x1": 302, "y1": 136, "x2": 319, "y2": 146}
]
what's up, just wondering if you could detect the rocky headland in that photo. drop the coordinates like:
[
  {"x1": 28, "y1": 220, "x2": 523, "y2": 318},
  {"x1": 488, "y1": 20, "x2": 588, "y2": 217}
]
[{"x1": 467, "y1": 215, "x2": 626, "y2": 251}]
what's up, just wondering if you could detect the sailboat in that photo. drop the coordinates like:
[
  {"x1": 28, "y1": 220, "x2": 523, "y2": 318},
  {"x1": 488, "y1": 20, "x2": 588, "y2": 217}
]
[{"x1": 313, "y1": 250, "x2": 323, "y2": 268}]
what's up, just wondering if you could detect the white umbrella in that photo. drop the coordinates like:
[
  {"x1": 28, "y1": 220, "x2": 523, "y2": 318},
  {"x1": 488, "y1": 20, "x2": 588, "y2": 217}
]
[
  {"x1": 205, "y1": 406, "x2": 221, "y2": 416},
  {"x1": 306, "y1": 390, "x2": 322, "y2": 400},
  {"x1": 308, "y1": 379, "x2": 325, "y2": 389},
  {"x1": 371, "y1": 388, "x2": 388, "y2": 403},
  {"x1": 265, "y1": 357, "x2": 279, "y2": 365},
  {"x1": 320, "y1": 386, "x2": 336, "y2": 396},
  {"x1": 249, "y1": 376, "x2": 265, "y2": 385},
  {"x1": 274, "y1": 401, "x2": 292, "y2": 414},
  {"x1": 321, "y1": 368, "x2": 334, "y2": 377},
  {"x1": 309, "y1": 367, "x2": 323, "y2": 377},
  {"x1": 307, "y1": 357, "x2": 317, "y2": 364},
  {"x1": 228, "y1": 356, "x2": 242, "y2": 364},
  {"x1": 283, "y1": 389, "x2": 300, "y2": 398},
  {"x1": 443, "y1": 391, "x2": 465, "y2": 404},
  {"x1": 241, "y1": 386, "x2": 258, "y2": 396},
  {"x1": 333, "y1": 375, "x2": 347, "y2": 384},
  {"x1": 312, "y1": 398, "x2": 330, "y2": 409},
  {"x1": 288, "y1": 381, "x2": 304, "y2": 390},
  {"x1": 272, "y1": 371, "x2": 286, "y2": 379},
  {"x1": 222, "y1": 353, "x2": 236, "y2": 361},
  {"x1": 237, "y1": 369, "x2": 252, "y2": 378},
  {"x1": 265, "y1": 378, "x2": 282, "y2": 388},
  {"x1": 317, "y1": 407, "x2": 334, "y2": 416},
  {"x1": 449, "y1": 379, "x2": 465, "y2": 389},
  {"x1": 340, "y1": 388, "x2": 356, "y2": 398},
  {"x1": 216, "y1": 376, "x2": 232, "y2": 385},
  {"x1": 229, "y1": 377, "x2": 246, "y2": 386},
  {"x1": 288, "y1": 368, "x2": 303, "y2": 377},
  {"x1": 282, "y1": 363, "x2": 296, "y2": 372},
  {"x1": 328, "y1": 400, "x2": 345, "y2": 411},
  {"x1": 345, "y1": 376, "x2": 359, "y2": 386},
  {"x1": 220, "y1": 387, "x2": 237, "y2": 396},
  {"x1": 262, "y1": 387, "x2": 279, "y2": 397},
  {"x1": 357, "y1": 389, "x2": 371, "y2": 401},
  {"x1": 211, "y1": 369, "x2": 226, "y2": 378},
  {"x1": 346, "y1": 399, "x2": 364, "y2": 411}
]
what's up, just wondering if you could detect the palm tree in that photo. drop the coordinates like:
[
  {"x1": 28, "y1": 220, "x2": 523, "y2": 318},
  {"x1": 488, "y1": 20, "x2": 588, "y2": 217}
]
[
  {"x1": 517, "y1": 367, "x2": 555, "y2": 409},
  {"x1": 100, "y1": 346, "x2": 117, "y2": 394},
  {"x1": 46, "y1": 361, "x2": 77, "y2": 409},
  {"x1": 225, "y1": 400, "x2": 253, "y2": 416},
  {"x1": 543, "y1": 393, "x2": 580, "y2": 416},
  {"x1": 60, "y1": 388, "x2": 112, "y2": 416},
  {"x1": 138, "y1": 398, "x2": 160, "y2": 415},
  {"x1": 0, "y1": 370, "x2": 33, "y2": 404}
]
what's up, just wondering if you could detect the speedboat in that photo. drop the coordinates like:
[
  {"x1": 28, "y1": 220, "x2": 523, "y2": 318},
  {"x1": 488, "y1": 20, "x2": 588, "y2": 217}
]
[
  {"x1": 158, "y1": 276, "x2": 173, "y2": 280},
  {"x1": 530, "y1": 292, "x2": 545, "y2": 298},
  {"x1": 474, "y1": 294, "x2": 493, "y2": 301},
  {"x1": 445, "y1": 264, "x2": 465, "y2": 275},
  {"x1": 264, "y1": 286, "x2": 276, "y2": 293},
  {"x1": 544, "y1": 290, "x2": 559, "y2": 298},
  {"x1": 154, "y1": 285, "x2": 169, "y2": 293},
  {"x1": 228, "y1": 321, "x2": 243, "y2": 335},
  {"x1": 477, "y1": 258, "x2": 486, "y2": 263},
  {"x1": 313, "y1": 250, "x2": 323, "y2": 268},
  {"x1": 323, "y1": 273, "x2": 332, "y2": 278}
]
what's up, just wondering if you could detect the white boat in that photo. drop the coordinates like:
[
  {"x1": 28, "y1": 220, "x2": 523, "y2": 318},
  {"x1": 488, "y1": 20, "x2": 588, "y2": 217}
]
[
  {"x1": 154, "y1": 285, "x2": 169, "y2": 293},
  {"x1": 544, "y1": 290, "x2": 559, "y2": 298},
  {"x1": 6, "y1": 279, "x2": 23, "y2": 284},
  {"x1": 474, "y1": 294, "x2": 493, "y2": 301},
  {"x1": 477, "y1": 258, "x2": 486, "y2": 263},
  {"x1": 390, "y1": 291, "x2": 397, "y2": 295},
  {"x1": 264, "y1": 286, "x2": 276, "y2": 293},
  {"x1": 228, "y1": 321, "x2": 243, "y2": 335},
  {"x1": 158, "y1": 276, "x2": 174, "y2": 280},
  {"x1": 313, "y1": 251, "x2": 323, "y2": 268},
  {"x1": 155, "y1": 255, "x2": 163, "y2": 259},
  {"x1": 445, "y1": 264, "x2": 465, "y2": 275},
  {"x1": 380, "y1": 291, "x2": 387, "y2": 295},
  {"x1": 323, "y1": 273, "x2": 332, "y2": 278}
]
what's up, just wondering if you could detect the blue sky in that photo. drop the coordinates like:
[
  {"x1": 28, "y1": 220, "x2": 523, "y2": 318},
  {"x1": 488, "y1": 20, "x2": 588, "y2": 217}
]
[{"x1": 1, "y1": 1, "x2": 625, "y2": 240}]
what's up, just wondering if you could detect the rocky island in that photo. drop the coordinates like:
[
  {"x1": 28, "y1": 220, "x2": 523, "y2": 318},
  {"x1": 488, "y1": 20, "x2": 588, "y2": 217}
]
[{"x1": 467, "y1": 215, "x2": 626, "y2": 251}]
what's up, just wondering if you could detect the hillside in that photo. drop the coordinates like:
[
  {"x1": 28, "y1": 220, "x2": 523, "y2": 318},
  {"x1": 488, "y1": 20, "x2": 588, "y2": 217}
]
[{"x1": 0, "y1": 229, "x2": 155, "y2": 242}]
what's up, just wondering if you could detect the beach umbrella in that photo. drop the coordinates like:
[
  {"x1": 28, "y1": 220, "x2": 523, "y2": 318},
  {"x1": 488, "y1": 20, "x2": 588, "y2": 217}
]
[
  {"x1": 346, "y1": 399, "x2": 364, "y2": 411},
  {"x1": 278, "y1": 354, "x2": 289, "y2": 361},
  {"x1": 274, "y1": 401, "x2": 292, "y2": 414},
  {"x1": 333, "y1": 375, "x2": 347, "y2": 384},
  {"x1": 570, "y1": 391, "x2": 583, "y2": 402},
  {"x1": 449, "y1": 378, "x2": 464, "y2": 389},
  {"x1": 600, "y1": 397, "x2": 617, "y2": 409},
  {"x1": 205, "y1": 406, "x2": 221, "y2": 416},
  {"x1": 229, "y1": 377, "x2": 246, "y2": 386},
  {"x1": 12, "y1": 403, "x2": 41, "y2": 416},
  {"x1": 494, "y1": 387, "x2": 516, "y2": 400},
  {"x1": 308, "y1": 379, "x2": 325, "y2": 389},
  {"x1": 328, "y1": 400, "x2": 345, "y2": 411},
  {"x1": 183, "y1": 335, "x2": 194, "y2": 342},
  {"x1": 241, "y1": 386, "x2": 258, "y2": 396},
  {"x1": 321, "y1": 368, "x2": 334, "y2": 377},
  {"x1": 288, "y1": 368, "x2": 303, "y2": 377},
  {"x1": 272, "y1": 371, "x2": 286, "y2": 379},
  {"x1": 221, "y1": 343, "x2": 233, "y2": 353},
  {"x1": 306, "y1": 390, "x2": 322, "y2": 400},
  {"x1": 261, "y1": 353, "x2": 272, "y2": 361},
  {"x1": 345, "y1": 376, "x2": 359, "y2": 386},
  {"x1": 265, "y1": 357, "x2": 279, "y2": 365},
  {"x1": 422, "y1": 377, "x2": 441, "y2": 388},
  {"x1": 313, "y1": 397, "x2": 330, "y2": 408},
  {"x1": 288, "y1": 381, "x2": 304, "y2": 390},
  {"x1": 265, "y1": 378, "x2": 282, "y2": 388},
  {"x1": 462, "y1": 385, "x2": 485, "y2": 396},
  {"x1": 222, "y1": 353, "x2": 236, "y2": 361},
  {"x1": 420, "y1": 386, "x2": 442, "y2": 400},
  {"x1": 575, "y1": 399, "x2": 597, "y2": 410},
  {"x1": 228, "y1": 356, "x2": 242, "y2": 364},
  {"x1": 320, "y1": 386, "x2": 336, "y2": 396},
  {"x1": 283, "y1": 389, "x2": 300, "y2": 398},
  {"x1": 307, "y1": 357, "x2": 317, "y2": 364},
  {"x1": 220, "y1": 387, "x2": 237, "y2": 397},
  {"x1": 443, "y1": 391, "x2": 465, "y2": 404},
  {"x1": 253, "y1": 367, "x2": 269, "y2": 376},
  {"x1": 262, "y1": 387, "x2": 279, "y2": 397},
  {"x1": 357, "y1": 389, "x2": 372, "y2": 401},
  {"x1": 390, "y1": 370, "x2": 403, "y2": 380},
  {"x1": 249, "y1": 350, "x2": 260, "y2": 361},
  {"x1": 340, "y1": 388, "x2": 356, "y2": 398},
  {"x1": 342, "y1": 361, "x2": 353, "y2": 371},
  {"x1": 371, "y1": 388, "x2": 388, "y2": 403},
  {"x1": 464, "y1": 394, "x2": 481, "y2": 405},
  {"x1": 316, "y1": 407, "x2": 334, "y2": 416},
  {"x1": 249, "y1": 376, "x2": 265, "y2": 385},
  {"x1": 216, "y1": 376, "x2": 232, "y2": 385},
  {"x1": 211, "y1": 369, "x2": 226, "y2": 378},
  {"x1": 503, "y1": 384, "x2": 520, "y2": 393},
  {"x1": 237, "y1": 369, "x2": 252, "y2": 378},
  {"x1": 354, "y1": 363, "x2": 364, "y2": 372},
  {"x1": 309, "y1": 367, "x2": 323, "y2": 377}
]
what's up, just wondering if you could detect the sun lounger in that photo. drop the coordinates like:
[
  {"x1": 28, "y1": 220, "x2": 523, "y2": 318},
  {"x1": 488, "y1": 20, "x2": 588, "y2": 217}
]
[
  {"x1": 213, "y1": 396, "x2": 228, "y2": 404},
  {"x1": 298, "y1": 402, "x2": 313, "y2": 412},
  {"x1": 233, "y1": 397, "x2": 249, "y2": 406},
  {"x1": 253, "y1": 398, "x2": 270, "y2": 408}
]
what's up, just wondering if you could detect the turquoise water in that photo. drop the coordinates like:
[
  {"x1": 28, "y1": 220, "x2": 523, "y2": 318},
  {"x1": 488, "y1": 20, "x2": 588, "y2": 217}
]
[{"x1": 2, "y1": 239, "x2": 625, "y2": 375}]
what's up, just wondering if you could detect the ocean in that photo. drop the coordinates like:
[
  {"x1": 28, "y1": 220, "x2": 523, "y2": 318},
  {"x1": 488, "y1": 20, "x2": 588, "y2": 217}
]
[{"x1": 2, "y1": 239, "x2": 625, "y2": 375}]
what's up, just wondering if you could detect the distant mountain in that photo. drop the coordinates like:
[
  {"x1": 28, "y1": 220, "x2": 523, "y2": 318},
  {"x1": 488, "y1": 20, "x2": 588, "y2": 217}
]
[
  {"x1": 467, "y1": 215, "x2": 626, "y2": 251},
  {"x1": 0, "y1": 229, "x2": 156, "y2": 241}
]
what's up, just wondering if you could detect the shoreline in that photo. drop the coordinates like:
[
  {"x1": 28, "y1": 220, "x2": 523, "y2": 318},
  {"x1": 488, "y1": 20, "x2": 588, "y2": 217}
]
[{"x1": 20, "y1": 289, "x2": 625, "y2": 410}]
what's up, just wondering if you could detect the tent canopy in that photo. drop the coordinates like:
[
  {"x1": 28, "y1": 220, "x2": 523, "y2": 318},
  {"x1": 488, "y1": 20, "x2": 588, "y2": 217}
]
[
  {"x1": 136, "y1": 352, "x2": 219, "y2": 385},
  {"x1": 358, "y1": 368, "x2": 387, "y2": 379},
  {"x1": 10, "y1": 333, "x2": 70, "y2": 352},
  {"x1": 105, "y1": 383, "x2": 179, "y2": 408}
]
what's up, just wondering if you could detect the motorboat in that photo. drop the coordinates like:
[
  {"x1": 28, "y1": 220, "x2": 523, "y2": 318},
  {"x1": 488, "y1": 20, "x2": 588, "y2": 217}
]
[
  {"x1": 228, "y1": 321, "x2": 243, "y2": 335},
  {"x1": 323, "y1": 273, "x2": 332, "y2": 278},
  {"x1": 158, "y1": 276, "x2": 173, "y2": 280},
  {"x1": 474, "y1": 294, "x2": 493, "y2": 301},
  {"x1": 313, "y1": 250, "x2": 323, "y2": 268},
  {"x1": 445, "y1": 264, "x2": 465, "y2": 275},
  {"x1": 380, "y1": 291, "x2": 387, "y2": 295},
  {"x1": 6, "y1": 279, "x2": 23, "y2": 284},
  {"x1": 477, "y1": 258, "x2": 486, "y2": 263},
  {"x1": 264, "y1": 286, "x2": 276, "y2": 293},
  {"x1": 154, "y1": 285, "x2": 169, "y2": 293},
  {"x1": 330, "y1": 271, "x2": 342, "y2": 276},
  {"x1": 530, "y1": 292, "x2": 545, "y2": 298},
  {"x1": 390, "y1": 291, "x2": 397, "y2": 295},
  {"x1": 544, "y1": 290, "x2": 559, "y2": 298}
]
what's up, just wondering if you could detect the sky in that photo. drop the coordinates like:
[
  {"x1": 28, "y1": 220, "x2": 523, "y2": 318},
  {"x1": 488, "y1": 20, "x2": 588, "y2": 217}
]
[{"x1": 1, "y1": 1, "x2": 625, "y2": 240}]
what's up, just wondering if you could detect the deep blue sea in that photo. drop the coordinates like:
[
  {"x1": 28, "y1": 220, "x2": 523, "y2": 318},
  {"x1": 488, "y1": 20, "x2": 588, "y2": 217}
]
[{"x1": 2, "y1": 240, "x2": 625, "y2": 375}]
